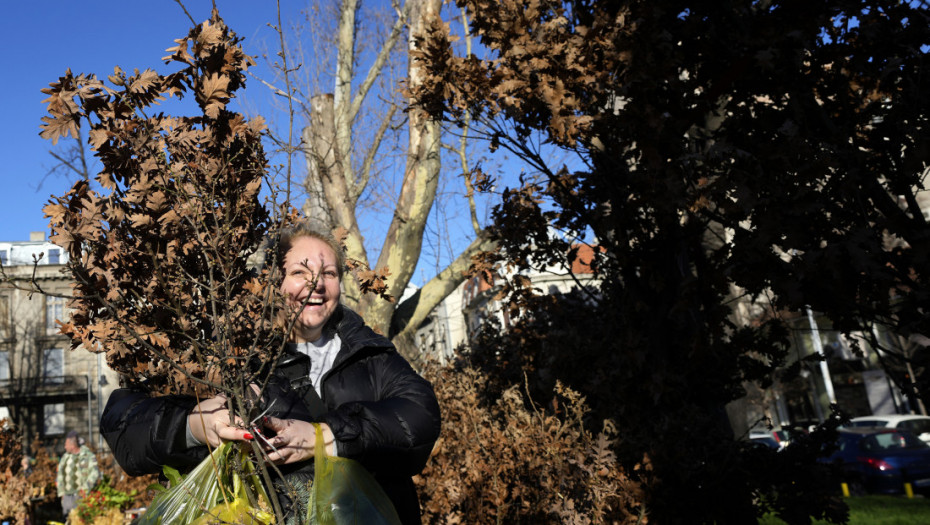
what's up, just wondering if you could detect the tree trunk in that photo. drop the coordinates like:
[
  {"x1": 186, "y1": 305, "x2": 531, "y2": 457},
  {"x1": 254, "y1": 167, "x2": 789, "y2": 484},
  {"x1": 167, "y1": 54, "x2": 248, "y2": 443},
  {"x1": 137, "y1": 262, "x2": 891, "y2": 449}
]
[
  {"x1": 301, "y1": 103, "x2": 335, "y2": 233},
  {"x1": 361, "y1": 0, "x2": 443, "y2": 337},
  {"x1": 297, "y1": 0, "x2": 491, "y2": 360},
  {"x1": 304, "y1": 94, "x2": 366, "y2": 310}
]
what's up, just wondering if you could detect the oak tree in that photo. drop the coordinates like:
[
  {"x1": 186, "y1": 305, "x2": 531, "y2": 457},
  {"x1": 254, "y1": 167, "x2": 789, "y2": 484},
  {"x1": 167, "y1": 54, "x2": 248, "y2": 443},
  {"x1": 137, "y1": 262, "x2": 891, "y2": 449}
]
[{"x1": 413, "y1": 0, "x2": 930, "y2": 522}]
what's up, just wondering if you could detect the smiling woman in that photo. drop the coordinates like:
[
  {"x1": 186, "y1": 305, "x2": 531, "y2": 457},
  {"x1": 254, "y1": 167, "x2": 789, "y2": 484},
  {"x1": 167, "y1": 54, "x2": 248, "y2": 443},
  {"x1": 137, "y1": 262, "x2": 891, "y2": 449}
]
[
  {"x1": 277, "y1": 227, "x2": 345, "y2": 343},
  {"x1": 99, "y1": 222, "x2": 442, "y2": 525}
]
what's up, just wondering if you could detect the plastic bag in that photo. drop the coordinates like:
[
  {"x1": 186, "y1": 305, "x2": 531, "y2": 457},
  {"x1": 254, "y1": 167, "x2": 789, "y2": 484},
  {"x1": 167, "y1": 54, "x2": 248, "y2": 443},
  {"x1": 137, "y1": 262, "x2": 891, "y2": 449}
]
[
  {"x1": 134, "y1": 424, "x2": 400, "y2": 524},
  {"x1": 307, "y1": 423, "x2": 402, "y2": 525},
  {"x1": 136, "y1": 441, "x2": 274, "y2": 525}
]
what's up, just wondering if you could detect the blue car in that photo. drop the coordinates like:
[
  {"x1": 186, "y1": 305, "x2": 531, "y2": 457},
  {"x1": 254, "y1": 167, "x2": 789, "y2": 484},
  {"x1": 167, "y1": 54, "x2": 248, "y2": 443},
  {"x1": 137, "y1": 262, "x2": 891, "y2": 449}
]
[{"x1": 825, "y1": 427, "x2": 930, "y2": 495}]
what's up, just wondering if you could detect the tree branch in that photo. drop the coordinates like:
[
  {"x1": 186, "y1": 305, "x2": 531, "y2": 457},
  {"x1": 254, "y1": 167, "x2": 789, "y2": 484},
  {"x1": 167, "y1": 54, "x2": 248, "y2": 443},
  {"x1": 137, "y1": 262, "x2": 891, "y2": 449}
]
[
  {"x1": 391, "y1": 232, "x2": 496, "y2": 354},
  {"x1": 355, "y1": 103, "x2": 399, "y2": 202},
  {"x1": 348, "y1": 2, "x2": 408, "y2": 121}
]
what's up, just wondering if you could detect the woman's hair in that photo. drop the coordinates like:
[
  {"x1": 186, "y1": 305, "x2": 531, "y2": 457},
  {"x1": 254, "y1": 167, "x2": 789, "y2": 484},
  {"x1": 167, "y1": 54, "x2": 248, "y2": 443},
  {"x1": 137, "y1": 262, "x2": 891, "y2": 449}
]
[{"x1": 271, "y1": 222, "x2": 346, "y2": 280}]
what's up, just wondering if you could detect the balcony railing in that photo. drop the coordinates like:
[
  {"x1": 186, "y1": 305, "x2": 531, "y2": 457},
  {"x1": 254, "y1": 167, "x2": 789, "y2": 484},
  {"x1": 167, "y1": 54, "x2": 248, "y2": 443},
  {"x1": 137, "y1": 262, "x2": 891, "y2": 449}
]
[{"x1": 0, "y1": 375, "x2": 92, "y2": 405}]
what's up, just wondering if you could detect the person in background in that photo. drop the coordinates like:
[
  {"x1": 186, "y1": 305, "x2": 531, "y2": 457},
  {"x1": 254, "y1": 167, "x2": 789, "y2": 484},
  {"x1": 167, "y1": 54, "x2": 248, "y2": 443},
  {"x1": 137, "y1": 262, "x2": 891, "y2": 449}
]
[
  {"x1": 20, "y1": 454, "x2": 33, "y2": 475},
  {"x1": 56, "y1": 430, "x2": 99, "y2": 522}
]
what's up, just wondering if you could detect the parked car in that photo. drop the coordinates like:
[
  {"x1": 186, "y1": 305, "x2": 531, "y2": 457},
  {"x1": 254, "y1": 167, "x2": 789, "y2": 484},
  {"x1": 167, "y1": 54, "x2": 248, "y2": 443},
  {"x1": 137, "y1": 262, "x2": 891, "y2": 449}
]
[
  {"x1": 844, "y1": 415, "x2": 930, "y2": 444},
  {"x1": 748, "y1": 435, "x2": 781, "y2": 450},
  {"x1": 748, "y1": 428, "x2": 791, "y2": 449},
  {"x1": 824, "y1": 427, "x2": 930, "y2": 495}
]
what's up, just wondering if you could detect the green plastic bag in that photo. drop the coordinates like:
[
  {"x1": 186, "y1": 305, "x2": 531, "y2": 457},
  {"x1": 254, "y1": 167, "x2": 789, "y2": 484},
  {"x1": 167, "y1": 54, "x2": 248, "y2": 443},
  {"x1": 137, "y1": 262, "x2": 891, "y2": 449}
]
[{"x1": 307, "y1": 423, "x2": 402, "y2": 525}]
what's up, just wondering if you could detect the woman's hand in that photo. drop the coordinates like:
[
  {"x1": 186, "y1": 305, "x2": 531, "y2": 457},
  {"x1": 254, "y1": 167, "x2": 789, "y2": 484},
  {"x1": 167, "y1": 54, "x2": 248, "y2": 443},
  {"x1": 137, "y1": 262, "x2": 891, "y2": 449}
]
[
  {"x1": 260, "y1": 417, "x2": 335, "y2": 464},
  {"x1": 188, "y1": 393, "x2": 254, "y2": 448}
]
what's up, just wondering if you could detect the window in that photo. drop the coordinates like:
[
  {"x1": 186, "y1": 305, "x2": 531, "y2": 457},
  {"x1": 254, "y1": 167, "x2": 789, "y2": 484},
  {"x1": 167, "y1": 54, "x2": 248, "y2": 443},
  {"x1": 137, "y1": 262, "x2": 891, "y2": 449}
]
[
  {"x1": 46, "y1": 296, "x2": 65, "y2": 335},
  {"x1": 862, "y1": 431, "x2": 925, "y2": 451},
  {"x1": 43, "y1": 348, "x2": 63, "y2": 385},
  {"x1": 0, "y1": 250, "x2": 7, "y2": 266},
  {"x1": 0, "y1": 295, "x2": 9, "y2": 340},
  {"x1": 47, "y1": 248, "x2": 60, "y2": 265},
  {"x1": 0, "y1": 352, "x2": 8, "y2": 382},
  {"x1": 899, "y1": 419, "x2": 930, "y2": 436},
  {"x1": 43, "y1": 403, "x2": 64, "y2": 436}
]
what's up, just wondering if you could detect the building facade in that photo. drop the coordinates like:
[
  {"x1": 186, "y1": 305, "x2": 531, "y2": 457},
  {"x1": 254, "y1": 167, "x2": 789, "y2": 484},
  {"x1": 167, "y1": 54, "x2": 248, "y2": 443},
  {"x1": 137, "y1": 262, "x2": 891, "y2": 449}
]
[
  {"x1": 727, "y1": 306, "x2": 918, "y2": 438},
  {"x1": 412, "y1": 243, "x2": 600, "y2": 360},
  {"x1": 0, "y1": 233, "x2": 119, "y2": 450}
]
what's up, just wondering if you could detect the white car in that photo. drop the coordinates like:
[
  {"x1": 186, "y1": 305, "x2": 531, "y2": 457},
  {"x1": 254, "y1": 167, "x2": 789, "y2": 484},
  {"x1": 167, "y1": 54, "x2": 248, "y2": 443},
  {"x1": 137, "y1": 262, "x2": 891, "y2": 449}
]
[
  {"x1": 748, "y1": 428, "x2": 791, "y2": 450},
  {"x1": 845, "y1": 415, "x2": 930, "y2": 444}
]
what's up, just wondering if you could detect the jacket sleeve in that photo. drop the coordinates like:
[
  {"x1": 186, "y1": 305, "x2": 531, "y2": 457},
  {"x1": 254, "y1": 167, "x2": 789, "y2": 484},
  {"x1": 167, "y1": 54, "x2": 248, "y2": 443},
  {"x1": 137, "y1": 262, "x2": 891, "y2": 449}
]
[
  {"x1": 82, "y1": 450, "x2": 100, "y2": 490},
  {"x1": 322, "y1": 352, "x2": 441, "y2": 477},
  {"x1": 55, "y1": 458, "x2": 63, "y2": 489},
  {"x1": 99, "y1": 388, "x2": 208, "y2": 476}
]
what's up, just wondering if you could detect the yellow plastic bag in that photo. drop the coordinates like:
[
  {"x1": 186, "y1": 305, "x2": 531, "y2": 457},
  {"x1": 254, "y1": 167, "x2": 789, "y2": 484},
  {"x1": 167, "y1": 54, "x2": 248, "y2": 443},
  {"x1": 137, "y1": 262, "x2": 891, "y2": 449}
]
[{"x1": 307, "y1": 423, "x2": 402, "y2": 525}]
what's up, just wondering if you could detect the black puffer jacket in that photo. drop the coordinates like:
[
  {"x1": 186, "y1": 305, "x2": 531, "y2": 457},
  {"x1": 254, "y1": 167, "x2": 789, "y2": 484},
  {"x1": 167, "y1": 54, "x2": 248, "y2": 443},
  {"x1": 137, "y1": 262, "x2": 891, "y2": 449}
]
[{"x1": 100, "y1": 305, "x2": 441, "y2": 525}]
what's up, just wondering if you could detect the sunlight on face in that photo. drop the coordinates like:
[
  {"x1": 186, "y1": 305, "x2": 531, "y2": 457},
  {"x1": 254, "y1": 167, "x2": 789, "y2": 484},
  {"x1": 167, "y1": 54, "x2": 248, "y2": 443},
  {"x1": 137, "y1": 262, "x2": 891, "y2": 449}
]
[{"x1": 280, "y1": 236, "x2": 341, "y2": 342}]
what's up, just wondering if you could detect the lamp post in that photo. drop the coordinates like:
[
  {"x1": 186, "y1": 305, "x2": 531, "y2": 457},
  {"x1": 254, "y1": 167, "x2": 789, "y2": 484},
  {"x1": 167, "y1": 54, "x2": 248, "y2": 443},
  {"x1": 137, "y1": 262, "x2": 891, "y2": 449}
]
[
  {"x1": 96, "y1": 353, "x2": 107, "y2": 449},
  {"x1": 806, "y1": 307, "x2": 837, "y2": 418},
  {"x1": 85, "y1": 374, "x2": 93, "y2": 443}
]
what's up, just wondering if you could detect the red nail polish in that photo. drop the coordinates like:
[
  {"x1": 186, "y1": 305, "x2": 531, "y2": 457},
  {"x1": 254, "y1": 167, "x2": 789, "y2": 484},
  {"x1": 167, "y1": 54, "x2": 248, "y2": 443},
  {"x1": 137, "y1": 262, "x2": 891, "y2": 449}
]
[{"x1": 243, "y1": 433, "x2": 254, "y2": 440}]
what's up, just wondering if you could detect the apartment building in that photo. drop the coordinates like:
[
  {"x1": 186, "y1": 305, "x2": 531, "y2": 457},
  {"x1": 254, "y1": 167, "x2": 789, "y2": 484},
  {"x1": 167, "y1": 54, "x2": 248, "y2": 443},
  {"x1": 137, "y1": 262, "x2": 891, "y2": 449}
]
[
  {"x1": 412, "y1": 243, "x2": 601, "y2": 360},
  {"x1": 727, "y1": 192, "x2": 930, "y2": 436},
  {"x1": 0, "y1": 232, "x2": 119, "y2": 449}
]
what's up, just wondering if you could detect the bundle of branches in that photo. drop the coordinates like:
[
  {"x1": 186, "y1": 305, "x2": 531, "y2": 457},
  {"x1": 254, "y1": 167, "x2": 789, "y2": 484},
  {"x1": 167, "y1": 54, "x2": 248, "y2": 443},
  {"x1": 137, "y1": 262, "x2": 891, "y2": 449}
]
[
  {"x1": 0, "y1": 428, "x2": 59, "y2": 522},
  {"x1": 38, "y1": 8, "x2": 303, "y2": 523},
  {"x1": 41, "y1": 8, "x2": 281, "y2": 398}
]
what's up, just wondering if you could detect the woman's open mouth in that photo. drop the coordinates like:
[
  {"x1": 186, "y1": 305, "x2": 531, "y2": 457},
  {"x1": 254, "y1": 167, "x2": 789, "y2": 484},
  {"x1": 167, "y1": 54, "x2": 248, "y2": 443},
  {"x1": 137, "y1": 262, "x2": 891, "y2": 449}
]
[{"x1": 301, "y1": 297, "x2": 325, "y2": 308}]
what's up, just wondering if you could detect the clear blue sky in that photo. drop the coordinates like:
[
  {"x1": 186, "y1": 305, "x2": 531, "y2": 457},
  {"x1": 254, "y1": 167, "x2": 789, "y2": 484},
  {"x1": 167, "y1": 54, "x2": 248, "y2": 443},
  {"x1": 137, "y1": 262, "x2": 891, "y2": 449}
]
[
  {"x1": 1, "y1": 0, "x2": 505, "y2": 287},
  {"x1": 0, "y1": 1, "x2": 303, "y2": 242}
]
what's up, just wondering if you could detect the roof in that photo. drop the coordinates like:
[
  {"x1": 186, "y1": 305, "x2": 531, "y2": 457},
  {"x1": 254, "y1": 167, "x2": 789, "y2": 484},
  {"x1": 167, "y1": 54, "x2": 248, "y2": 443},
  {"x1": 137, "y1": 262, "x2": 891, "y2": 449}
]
[
  {"x1": 850, "y1": 415, "x2": 930, "y2": 424},
  {"x1": 838, "y1": 427, "x2": 901, "y2": 435},
  {"x1": 570, "y1": 243, "x2": 602, "y2": 275}
]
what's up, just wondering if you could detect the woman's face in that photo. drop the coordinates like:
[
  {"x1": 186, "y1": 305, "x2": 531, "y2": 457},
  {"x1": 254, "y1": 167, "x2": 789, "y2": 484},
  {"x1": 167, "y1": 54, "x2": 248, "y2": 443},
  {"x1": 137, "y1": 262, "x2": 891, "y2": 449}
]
[{"x1": 281, "y1": 236, "x2": 341, "y2": 342}]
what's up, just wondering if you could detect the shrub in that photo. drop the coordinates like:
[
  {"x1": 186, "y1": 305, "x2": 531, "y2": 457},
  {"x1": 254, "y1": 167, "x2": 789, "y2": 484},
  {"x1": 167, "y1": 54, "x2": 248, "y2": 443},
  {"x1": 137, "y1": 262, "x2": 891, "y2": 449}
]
[
  {"x1": 0, "y1": 424, "x2": 57, "y2": 522},
  {"x1": 96, "y1": 453, "x2": 159, "y2": 510},
  {"x1": 74, "y1": 481, "x2": 134, "y2": 525},
  {"x1": 415, "y1": 363, "x2": 646, "y2": 524}
]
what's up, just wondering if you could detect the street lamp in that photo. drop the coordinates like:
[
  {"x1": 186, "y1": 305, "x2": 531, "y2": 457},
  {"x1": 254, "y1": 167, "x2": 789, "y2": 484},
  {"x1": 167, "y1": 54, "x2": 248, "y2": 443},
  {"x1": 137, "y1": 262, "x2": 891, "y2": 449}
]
[
  {"x1": 96, "y1": 353, "x2": 107, "y2": 449},
  {"x1": 85, "y1": 374, "x2": 92, "y2": 444}
]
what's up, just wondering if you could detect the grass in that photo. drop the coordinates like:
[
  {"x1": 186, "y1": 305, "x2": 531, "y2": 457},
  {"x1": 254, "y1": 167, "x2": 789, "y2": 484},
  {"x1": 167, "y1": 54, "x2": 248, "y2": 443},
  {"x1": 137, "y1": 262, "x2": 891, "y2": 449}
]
[{"x1": 760, "y1": 495, "x2": 930, "y2": 524}]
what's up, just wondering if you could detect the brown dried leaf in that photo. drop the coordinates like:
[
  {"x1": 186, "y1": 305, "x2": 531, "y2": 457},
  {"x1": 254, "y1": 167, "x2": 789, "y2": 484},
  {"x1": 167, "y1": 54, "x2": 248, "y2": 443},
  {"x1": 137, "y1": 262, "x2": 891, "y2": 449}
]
[
  {"x1": 129, "y1": 69, "x2": 160, "y2": 94},
  {"x1": 200, "y1": 73, "x2": 230, "y2": 118},
  {"x1": 88, "y1": 128, "x2": 110, "y2": 149},
  {"x1": 197, "y1": 20, "x2": 224, "y2": 50},
  {"x1": 39, "y1": 114, "x2": 79, "y2": 145},
  {"x1": 163, "y1": 37, "x2": 195, "y2": 65},
  {"x1": 128, "y1": 213, "x2": 154, "y2": 228}
]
